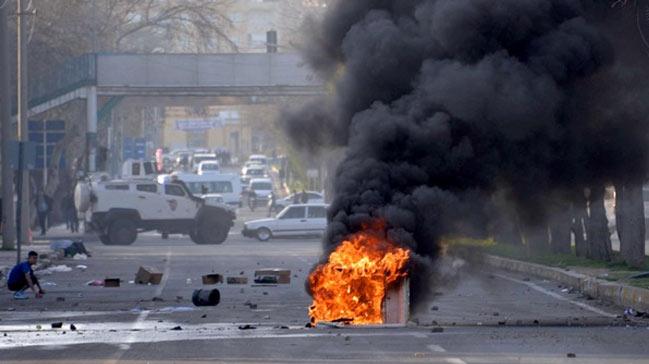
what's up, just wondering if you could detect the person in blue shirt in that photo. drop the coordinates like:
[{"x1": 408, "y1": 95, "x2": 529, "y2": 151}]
[{"x1": 7, "y1": 251, "x2": 44, "y2": 300}]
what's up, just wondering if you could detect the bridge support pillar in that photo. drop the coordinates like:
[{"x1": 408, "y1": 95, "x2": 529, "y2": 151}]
[{"x1": 86, "y1": 86, "x2": 97, "y2": 172}]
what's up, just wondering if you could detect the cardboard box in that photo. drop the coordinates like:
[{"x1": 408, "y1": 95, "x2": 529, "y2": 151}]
[
  {"x1": 202, "y1": 274, "x2": 224, "y2": 285},
  {"x1": 135, "y1": 266, "x2": 163, "y2": 285},
  {"x1": 254, "y1": 269, "x2": 291, "y2": 284},
  {"x1": 382, "y1": 278, "x2": 409, "y2": 326},
  {"x1": 226, "y1": 277, "x2": 248, "y2": 285}
]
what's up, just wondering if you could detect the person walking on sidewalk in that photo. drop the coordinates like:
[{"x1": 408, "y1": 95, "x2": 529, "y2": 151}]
[
  {"x1": 65, "y1": 191, "x2": 79, "y2": 233},
  {"x1": 35, "y1": 191, "x2": 52, "y2": 236},
  {"x1": 7, "y1": 251, "x2": 44, "y2": 300}
]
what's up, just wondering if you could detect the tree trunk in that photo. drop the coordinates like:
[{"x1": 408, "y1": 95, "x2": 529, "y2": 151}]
[
  {"x1": 550, "y1": 210, "x2": 572, "y2": 255},
  {"x1": 586, "y1": 185, "x2": 612, "y2": 261},
  {"x1": 617, "y1": 183, "x2": 646, "y2": 268},
  {"x1": 615, "y1": 184, "x2": 625, "y2": 244},
  {"x1": 571, "y1": 197, "x2": 589, "y2": 258}
]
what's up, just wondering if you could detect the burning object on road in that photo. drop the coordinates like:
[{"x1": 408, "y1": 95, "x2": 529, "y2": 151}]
[{"x1": 308, "y1": 223, "x2": 411, "y2": 326}]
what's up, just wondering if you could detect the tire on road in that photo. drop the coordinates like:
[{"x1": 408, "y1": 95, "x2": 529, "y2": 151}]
[
  {"x1": 196, "y1": 218, "x2": 230, "y2": 245},
  {"x1": 189, "y1": 230, "x2": 204, "y2": 244},
  {"x1": 99, "y1": 234, "x2": 111, "y2": 245},
  {"x1": 256, "y1": 227, "x2": 272, "y2": 242},
  {"x1": 107, "y1": 218, "x2": 138, "y2": 245}
]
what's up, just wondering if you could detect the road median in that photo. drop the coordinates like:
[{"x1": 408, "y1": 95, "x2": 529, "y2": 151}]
[{"x1": 483, "y1": 254, "x2": 649, "y2": 312}]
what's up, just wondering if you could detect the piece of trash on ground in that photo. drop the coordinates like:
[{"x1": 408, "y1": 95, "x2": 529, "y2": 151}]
[
  {"x1": 86, "y1": 280, "x2": 104, "y2": 286},
  {"x1": 238, "y1": 324, "x2": 256, "y2": 330},
  {"x1": 75, "y1": 265, "x2": 87, "y2": 270},
  {"x1": 202, "y1": 274, "x2": 223, "y2": 285},
  {"x1": 73, "y1": 253, "x2": 88, "y2": 260},
  {"x1": 135, "y1": 266, "x2": 163, "y2": 285},
  {"x1": 51, "y1": 322, "x2": 63, "y2": 329},
  {"x1": 227, "y1": 277, "x2": 248, "y2": 285},
  {"x1": 104, "y1": 278, "x2": 120, "y2": 287},
  {"x1": 192, "y1": 289, "x2": 220, "y2": 306}
]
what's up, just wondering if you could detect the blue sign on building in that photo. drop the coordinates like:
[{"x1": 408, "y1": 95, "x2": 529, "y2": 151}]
[{"x1": 123, "y1": 137, "x2": 146, "y2": 160}]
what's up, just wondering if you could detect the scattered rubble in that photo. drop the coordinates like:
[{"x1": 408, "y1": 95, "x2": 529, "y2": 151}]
[
  {"x1": 104, "y1": 278, "x2": 120, "y2": 287},
  {"x1": 227, "y1": 277, "x2": 248, "y2": 284},
  {"x1": 76, "y1": 265, "x2": 87, "y2": 270},
  {"x1": 567, "y1": 353, "x2": 576, "y2": 358},
  {"x1": 51, "y1": 322, "x2": 63, "y2": 329},
  {"x1": 86, "y1": 280, "x2": 104, "y2": 287},
  {"x1": 238, "y1": 324, "x2": 256, "y2": 330},
  {"x1": 202, "y1": 274, "x2": 224, "y2": 285},
  {"x1": 70, "y1": 324, "x2": 77, "y2": 331},
  {"x1": 254, "y1": 269, "x2": 290, "y2": 284},
  {"x1": 135, "y1": 266, "x2": 163, "y2": 285},
  {"x1": 152, "y1": 297, "x2": 164, "y2": 302},
  {"x1": 170, "y1": 326, "x2": 183, "y2": 331},
  {"x1": 431, "y1": 327, "x2": 444, "y2": 333},
  {"x1": 73, "y1": 253, "x2": 88, "y2": 260}
]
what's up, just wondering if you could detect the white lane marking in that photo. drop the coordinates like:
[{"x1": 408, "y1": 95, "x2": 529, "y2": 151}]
[
  {"x1": 427, "y1": 344, "x2": 446, "y2": 352},
  {"x1": 107, "y1": 249, "x2": 172, "y2": 363},
  {"x1": 445, "y1": 359, "x2": 467, "y2": 364},
  {"x1": 494, "y1": 273, "x2": 617, "y2": 318},
  {"x1": 411, "y1": 332, "x2": 428, "y2": 338}
]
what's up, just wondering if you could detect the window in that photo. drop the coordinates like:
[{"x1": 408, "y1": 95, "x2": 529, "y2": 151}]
[
  {"x1": 308, "y1": 193, "x2": 322, "y2": 200},
  {"x1": 131, "y1": 163, "x2": 141, "y2": 176},
  {"x1": 144, "y1": 162, "x2": 155, "y2": 175},
  {"x1": 105, "y1": 184, "x2": 129, "y2": 191},
  {"x1": 251, "y1": 182, "x2": 272, "y2": 191},
  {"x1": 136, "y1": 184, "x2": 157, "y2": 193},
  {"x1": 280, "y1": 206, "x2": 305, "y2": 220},
  {"x1": 308, "y1": 206, "x2": 326, "y2": 219},
  {"x1": 165, "y1": 184, "x2": 185, "y2": 197},
  {"x1": 187, "y1": 181, "x2": 233, "y2": 194}
]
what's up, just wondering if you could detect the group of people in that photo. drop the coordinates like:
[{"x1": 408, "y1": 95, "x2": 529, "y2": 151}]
[{"x1": 33, "y1": 190, "x2": 78, "y2": 236}]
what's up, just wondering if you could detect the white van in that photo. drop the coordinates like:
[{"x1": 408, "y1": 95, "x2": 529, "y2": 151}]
[{"x1": 158, "y1": 172, "x2": 242, "y2": 207}]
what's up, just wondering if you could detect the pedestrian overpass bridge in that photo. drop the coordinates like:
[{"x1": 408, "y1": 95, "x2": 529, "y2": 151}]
[
  {"x1": 29, "y1": 52, "x2": 325, "y2": 117},
  {"x1": 27, "y1": 52, "x2": 325, "y2": 172}
]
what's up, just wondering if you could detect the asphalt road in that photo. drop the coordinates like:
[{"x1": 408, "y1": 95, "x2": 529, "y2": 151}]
[{"x1": 1, "y1": 208, "x2": 649, "y2": 363}]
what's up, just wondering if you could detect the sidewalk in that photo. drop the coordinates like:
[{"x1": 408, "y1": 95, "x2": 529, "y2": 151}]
[{"x1": 469, "y1": 247, "x2": 649, "y2": 313}]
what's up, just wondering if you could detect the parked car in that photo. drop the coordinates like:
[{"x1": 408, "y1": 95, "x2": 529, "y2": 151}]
[
  {"x1": 248, "y1": 154, "x2": 268, "y2": 166},
  {"x1": 274, "y1": 191, "x2": 324, "y2": 211},
  {"x1": 242, "y1": 203, "x2": 328, "y2": 241},
  {"x1": 197, "y1": 161, "x2": 220, "y2": 175}
]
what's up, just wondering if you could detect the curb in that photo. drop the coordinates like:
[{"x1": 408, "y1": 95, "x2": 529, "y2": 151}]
[{"x1": 483, "y1": 254, "x2": 649, "y2": 312}]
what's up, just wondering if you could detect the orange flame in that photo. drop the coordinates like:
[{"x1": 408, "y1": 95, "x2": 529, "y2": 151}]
[{"x1": 308, "y1": 223, "x2": 411, "y2": 325}]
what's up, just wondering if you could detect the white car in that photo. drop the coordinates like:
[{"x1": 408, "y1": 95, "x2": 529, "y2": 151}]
[
  {"x1": 197, "y1": 161, "x2": 220, "y2": 175},
  {"x1": 241, "y1": 165, "x2": 267, "y2": 184},
  {"x1": 248, "y1": 154, "x2": 268, "y2": 166},
  {"x1": 274, "y1": 191, "x2": 324, "y2": 211},
  {"x1": 242, "y1": 203, "x2": 328, "y2": 241}
]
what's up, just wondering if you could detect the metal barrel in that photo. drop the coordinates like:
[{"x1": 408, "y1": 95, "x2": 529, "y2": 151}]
[{"x1": 192, "y1": 289, "x2": 221, "y2": 306}]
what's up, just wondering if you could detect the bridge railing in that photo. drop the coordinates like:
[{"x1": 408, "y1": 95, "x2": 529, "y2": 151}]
[{"x1": 29, "y1": 54, "x2": 97, "y2": 107}]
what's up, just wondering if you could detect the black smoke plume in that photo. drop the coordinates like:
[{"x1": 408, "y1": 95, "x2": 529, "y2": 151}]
[{"x1": 283, "y1": 0, "x2": 649, "y2": 306}]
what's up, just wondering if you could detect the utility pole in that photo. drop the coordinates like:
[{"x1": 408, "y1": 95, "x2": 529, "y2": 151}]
[
  {"x1": 0, "y1": 1, "x2": 15, "y2": 250},
  {"x1": 16, "y1": 0, "x2": 30, "y2": 263}
]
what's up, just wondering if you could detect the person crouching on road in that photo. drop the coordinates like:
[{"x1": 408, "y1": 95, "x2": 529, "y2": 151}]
[{"x1": 7, "y1": 251, "x2": 44, "y2": 300}]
